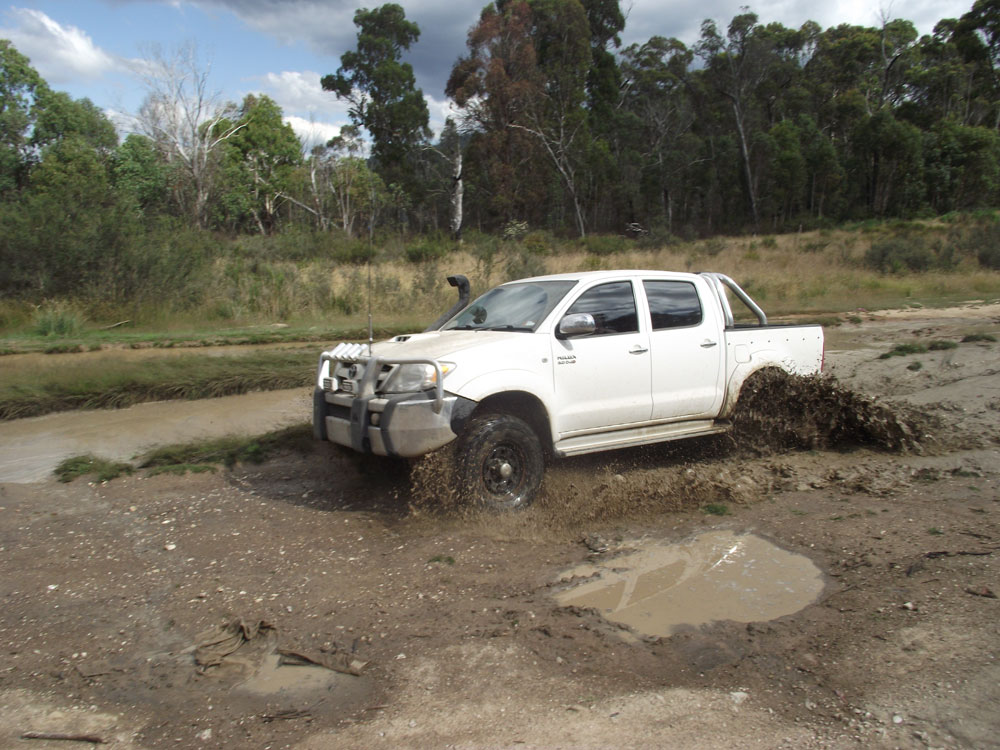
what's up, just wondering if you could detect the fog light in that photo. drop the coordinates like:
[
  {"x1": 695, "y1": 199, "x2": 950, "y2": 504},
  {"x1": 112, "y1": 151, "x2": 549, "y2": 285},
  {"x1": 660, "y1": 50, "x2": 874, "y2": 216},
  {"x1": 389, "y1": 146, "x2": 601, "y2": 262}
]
[{"x1": 370, "y1": 412, "x2": 381, "y2": 426}]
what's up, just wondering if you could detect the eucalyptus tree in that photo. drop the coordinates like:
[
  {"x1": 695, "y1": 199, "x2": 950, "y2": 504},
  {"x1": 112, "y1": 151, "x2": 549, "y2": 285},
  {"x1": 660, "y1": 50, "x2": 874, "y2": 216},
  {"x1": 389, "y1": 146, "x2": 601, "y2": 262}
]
[
  {"x1": 952, "y1": 0, "x2": 1000, "y2": 128},
  {"x1": 321, "y1": 3, "x2": 430, "y2": 189},
  {"x1": 134, "y1": 43, "x2": 246, "y2": 228},
  {"x1": 449, "y1": 0, "x2": 593, "y2": 236},
  {"x1": 696, "y1": 11, "x2": 776, "y2": 227},
  {"x1": 618, "y1": 36, "x2": 698, "y2": 232},
  {"x1": 446, "y1": 1, "x2": 550, "y2": 228},
  {"x1": 0, "y1": 40, "x2": 47, "y2": 193},
  {"x1": 214, "y1": 94, "x2": 301, "y2": 234}
]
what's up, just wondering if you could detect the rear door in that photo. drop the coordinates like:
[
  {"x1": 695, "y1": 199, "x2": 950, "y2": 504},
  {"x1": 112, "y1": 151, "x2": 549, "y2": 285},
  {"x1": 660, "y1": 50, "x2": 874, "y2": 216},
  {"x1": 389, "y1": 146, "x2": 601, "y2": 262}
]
[
  {"x1": 643, "y1": 278, "x2": 725, "y2": 420},
  {"x1": 551, "y1": 280, "x2": 652, "y2": 435}
]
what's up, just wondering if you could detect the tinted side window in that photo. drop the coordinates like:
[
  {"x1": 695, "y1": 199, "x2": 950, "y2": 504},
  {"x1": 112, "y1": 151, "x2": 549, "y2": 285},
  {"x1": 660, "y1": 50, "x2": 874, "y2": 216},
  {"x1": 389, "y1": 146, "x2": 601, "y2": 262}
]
[
  {"x1": 643, "y1": 281, "x2": 702, "y2": 330},
  {"x1": 566, "y1": 281, "x2": 638, "y2": 335}
]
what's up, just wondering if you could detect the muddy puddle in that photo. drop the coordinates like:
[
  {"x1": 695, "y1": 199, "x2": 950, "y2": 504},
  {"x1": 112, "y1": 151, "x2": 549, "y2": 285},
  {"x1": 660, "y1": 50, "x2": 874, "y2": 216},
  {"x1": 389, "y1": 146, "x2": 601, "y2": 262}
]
[
  {"x1": 554, "y1": 531, "x2": 825, "y2": 638},
  {"x1": 234, "y1": 652, "x2": 373, "y2": 715},
  {"x1": 0, "y1": 388, "x2": 309, "y2": 483}
]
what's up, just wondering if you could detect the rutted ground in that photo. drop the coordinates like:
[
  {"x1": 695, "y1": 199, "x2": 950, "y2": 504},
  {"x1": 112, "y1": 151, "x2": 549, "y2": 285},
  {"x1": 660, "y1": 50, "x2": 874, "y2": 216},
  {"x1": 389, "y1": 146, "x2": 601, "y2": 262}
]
[{"x1": 0, "y1": 304, "x2": 998, "y2": 749}]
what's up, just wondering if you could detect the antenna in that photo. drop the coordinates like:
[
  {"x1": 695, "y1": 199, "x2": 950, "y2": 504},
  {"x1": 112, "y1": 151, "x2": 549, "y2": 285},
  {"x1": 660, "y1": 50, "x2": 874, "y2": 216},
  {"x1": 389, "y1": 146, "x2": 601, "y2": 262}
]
[{"x1": 366, "y1": 181, "x2": 375, "y2": 355}]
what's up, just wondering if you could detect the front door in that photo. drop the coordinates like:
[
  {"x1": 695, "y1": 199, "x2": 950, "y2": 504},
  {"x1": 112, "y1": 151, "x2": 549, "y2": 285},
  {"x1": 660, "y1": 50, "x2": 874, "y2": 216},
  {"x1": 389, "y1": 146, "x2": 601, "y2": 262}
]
[{"x1": 552, "y1": 280, "x2": 652, "y2": 435}]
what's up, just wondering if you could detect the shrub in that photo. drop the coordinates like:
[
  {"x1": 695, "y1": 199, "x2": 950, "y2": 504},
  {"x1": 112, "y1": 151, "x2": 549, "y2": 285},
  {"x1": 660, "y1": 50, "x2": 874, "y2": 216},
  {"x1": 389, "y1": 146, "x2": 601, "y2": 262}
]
[
  {"x1": 863, "y1": 235, "x2": 956, "y2": 273},
  {"x1": 581, "y1": 234, "x2": 628, "y2": 256},
  {"x1": 965, "y1": 222, "x2": 1000, "y2": 269},
  {"x1": 879, "y1": 342, "x2": 927, "y2": 359},
  {"x1": 701, "y1": 237, "x2": 726, "y2": 256},
  {"x1": 522, "y1": 230, "x2": 552, "y2": 255},
  {"x1": 405, "y1": 237, "x2": 451, "y2": 263},
  {"x1": 33, "y1": 301, "x2": 84, "y2": 337},
  {"x1": 928, "y1": 340, "x2": 958, "y2": 351}
]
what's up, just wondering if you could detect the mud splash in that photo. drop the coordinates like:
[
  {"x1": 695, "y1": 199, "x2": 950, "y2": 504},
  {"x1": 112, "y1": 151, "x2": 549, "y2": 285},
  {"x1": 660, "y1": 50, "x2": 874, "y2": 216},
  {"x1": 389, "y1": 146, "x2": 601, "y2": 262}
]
[
  {"x1": 730, "y1": 370, "x2": 925, "y2": 453},
  {"x1": 554, "y1": 531, "x2": 825, "y2": 638},
  {"x1": 406, "y1": 372, "x2": 928, "y2": 526}
]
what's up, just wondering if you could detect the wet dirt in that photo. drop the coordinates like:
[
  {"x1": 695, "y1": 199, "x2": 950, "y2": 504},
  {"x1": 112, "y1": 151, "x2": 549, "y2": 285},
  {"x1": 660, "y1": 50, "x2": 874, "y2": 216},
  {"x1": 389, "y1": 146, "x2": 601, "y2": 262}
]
[
  {"x1": 553, "y1": 530, "x2": 825, "y2": 638},
  {"x1": 729, "y1": 370, "x2": 927, "y2": 454},
  {"x1": 0, "y1": 302, "x2": 999, "y2": 749}
]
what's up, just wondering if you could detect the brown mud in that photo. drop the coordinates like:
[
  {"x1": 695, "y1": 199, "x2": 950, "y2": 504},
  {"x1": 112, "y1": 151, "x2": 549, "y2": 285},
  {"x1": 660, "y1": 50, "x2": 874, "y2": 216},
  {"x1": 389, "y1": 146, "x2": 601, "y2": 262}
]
[
  {"x1": 729, "y1": 370, "x2": 928, "y2": 454},
  {"x1": 0, "y1": 302, "x2": 999, "y2": 749}
]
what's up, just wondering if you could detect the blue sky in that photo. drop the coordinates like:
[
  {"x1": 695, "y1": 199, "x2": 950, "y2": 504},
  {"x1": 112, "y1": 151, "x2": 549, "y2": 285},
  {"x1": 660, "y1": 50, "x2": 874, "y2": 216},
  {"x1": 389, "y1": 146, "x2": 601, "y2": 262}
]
[{"x1": 1, "y1": 0, "x2": 976, "y2": 148}]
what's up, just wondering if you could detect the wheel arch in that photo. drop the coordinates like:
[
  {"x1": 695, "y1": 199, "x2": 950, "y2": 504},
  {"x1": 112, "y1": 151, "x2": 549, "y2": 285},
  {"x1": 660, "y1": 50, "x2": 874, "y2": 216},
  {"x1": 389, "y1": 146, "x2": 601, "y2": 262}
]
[{"x1": 468, "y1": 391, "x2": 554, "y2": 457}]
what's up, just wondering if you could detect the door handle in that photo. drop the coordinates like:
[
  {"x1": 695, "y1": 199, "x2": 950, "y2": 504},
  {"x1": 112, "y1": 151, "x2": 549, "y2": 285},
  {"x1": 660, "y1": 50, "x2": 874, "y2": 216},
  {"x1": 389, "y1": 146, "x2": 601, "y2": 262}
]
[
  {"x1": 629, "y1": 345, "x2": 648, "y2": 354},
  {"x1": 700, "y1": 340, "x2": 718, "y2": 348}
]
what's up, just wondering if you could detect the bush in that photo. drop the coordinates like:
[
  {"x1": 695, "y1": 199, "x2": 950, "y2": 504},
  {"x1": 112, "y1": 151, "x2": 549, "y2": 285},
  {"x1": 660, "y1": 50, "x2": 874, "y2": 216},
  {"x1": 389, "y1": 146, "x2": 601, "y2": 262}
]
[
  {"x1": 522, "y1": 230, "x2": 552, "y2": 255},
  {"x1": 405, "y1": 236, "x2": 451, "y2": 263},
  {"x1": 581, "y1": 234, "x2": 628, "y2": 256},
  {"x1": 864, "y1": 235, "x2": 956, "y2": 273},
  {"x1": 33, "y1": 301, "x2": 84, "y2": 337},
  {"x1": 970, "y1": 224, "x2": 1000, "y2": 270},
  {"x1": 331, "y1": 239, "x2": 375, "y2": 265}
]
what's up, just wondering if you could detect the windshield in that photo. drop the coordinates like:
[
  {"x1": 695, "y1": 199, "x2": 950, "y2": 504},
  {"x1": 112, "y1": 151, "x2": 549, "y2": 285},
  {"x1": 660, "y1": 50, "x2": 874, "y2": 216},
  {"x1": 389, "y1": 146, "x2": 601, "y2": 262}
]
[{"x1": 441, "y1": 280, "x2": 577, "y2": 332}]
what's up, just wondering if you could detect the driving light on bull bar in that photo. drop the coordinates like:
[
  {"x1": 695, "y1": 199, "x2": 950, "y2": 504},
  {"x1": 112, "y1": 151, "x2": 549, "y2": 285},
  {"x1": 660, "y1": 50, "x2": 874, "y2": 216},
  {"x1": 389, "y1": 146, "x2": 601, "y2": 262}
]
[{"x1": 381, "y1": 362, "x2": 455, "y2": 393}]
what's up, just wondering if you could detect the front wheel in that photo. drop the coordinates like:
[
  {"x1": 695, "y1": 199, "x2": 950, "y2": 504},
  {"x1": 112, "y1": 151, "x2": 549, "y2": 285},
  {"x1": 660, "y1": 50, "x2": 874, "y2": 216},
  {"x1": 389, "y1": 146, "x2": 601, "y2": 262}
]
[{"x1": 458, "y1": 413, "x2": 544, "y2": 511}]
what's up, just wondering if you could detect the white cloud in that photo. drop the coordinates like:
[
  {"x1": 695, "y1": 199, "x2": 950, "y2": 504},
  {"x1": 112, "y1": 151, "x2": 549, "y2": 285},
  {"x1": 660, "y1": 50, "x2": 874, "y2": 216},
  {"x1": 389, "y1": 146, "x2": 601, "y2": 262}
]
[
  {"x1": 426, "y1": 94, "x2": 459, "y2": 140},
  {"x1": 284, "y1": 115, "x2": 341, "y2": 149},
  {"x1": 0, "y1": 8, "x2": 121, "y2": 83},
  {"x1": 254, "y1": 70, "x2": 349, "y2": 117}
]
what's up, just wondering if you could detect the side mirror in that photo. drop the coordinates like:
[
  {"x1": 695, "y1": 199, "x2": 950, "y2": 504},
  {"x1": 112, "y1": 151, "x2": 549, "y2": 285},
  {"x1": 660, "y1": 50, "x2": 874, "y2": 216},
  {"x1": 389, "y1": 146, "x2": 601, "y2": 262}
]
[{"x1": 558, "y1": 313, "x2": 596, "y2": 338}]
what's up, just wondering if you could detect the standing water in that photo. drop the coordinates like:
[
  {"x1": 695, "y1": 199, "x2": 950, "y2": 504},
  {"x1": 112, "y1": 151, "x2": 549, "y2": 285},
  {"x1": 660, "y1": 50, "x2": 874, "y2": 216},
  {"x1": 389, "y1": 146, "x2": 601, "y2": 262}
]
[
  {"x1": 0, "y1": 388, "x2": 309, "y2": 483},
  {"x1": 554, "y1": 530, "x2": 825, "y2": 638}
]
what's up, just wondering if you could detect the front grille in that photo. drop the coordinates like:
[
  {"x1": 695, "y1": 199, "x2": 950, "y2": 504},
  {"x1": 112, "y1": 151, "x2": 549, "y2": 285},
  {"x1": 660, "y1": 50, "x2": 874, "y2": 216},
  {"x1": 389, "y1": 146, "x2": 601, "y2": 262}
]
[{"x1": 328, "y1": 403, "x2": 351, "y2": 420}]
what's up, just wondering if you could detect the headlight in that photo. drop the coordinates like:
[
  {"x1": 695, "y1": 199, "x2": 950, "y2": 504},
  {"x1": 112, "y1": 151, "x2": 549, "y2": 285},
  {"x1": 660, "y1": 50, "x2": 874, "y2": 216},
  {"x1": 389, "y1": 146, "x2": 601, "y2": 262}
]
[{"x1": 381, "y1": 362, "x2": 455, "y2": 393}]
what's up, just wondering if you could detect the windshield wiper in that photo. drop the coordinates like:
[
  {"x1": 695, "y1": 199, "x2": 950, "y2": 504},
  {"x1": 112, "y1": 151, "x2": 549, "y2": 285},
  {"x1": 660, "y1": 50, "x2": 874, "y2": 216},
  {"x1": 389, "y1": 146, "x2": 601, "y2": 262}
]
[{"x1": 484, "y1": 325, "x2": 533, "y2": 332}]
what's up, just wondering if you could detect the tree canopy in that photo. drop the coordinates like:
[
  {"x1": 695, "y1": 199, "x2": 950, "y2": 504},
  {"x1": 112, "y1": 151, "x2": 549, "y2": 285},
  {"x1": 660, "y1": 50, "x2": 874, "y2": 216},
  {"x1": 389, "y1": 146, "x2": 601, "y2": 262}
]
[{"x1": 4, "y1": 0, "x2": 1000, "y2": 302}]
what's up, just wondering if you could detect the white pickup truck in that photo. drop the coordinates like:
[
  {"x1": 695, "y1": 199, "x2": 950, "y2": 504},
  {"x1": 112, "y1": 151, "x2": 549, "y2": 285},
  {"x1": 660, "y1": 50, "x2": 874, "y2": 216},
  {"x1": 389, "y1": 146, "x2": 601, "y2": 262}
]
[{"x1": 313, "y1": 270, "x2": 824, "y2": 510}]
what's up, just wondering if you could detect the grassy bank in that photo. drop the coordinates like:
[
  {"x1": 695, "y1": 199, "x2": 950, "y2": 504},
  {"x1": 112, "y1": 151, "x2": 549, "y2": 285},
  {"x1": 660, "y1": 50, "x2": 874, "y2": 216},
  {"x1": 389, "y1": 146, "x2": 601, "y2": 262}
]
[
  {"x1": 0, "y1": 350, "x2": 314, "y2": 421},
  {"x1": 54, "y1": 424, "x2": 314, "y2": 482},
  {"x1": 3, "y1": 218, "x2": 1000, "y2": 343},
  {"x1": 3, "y1": 219, "x2": 1000, "y2": 422}
]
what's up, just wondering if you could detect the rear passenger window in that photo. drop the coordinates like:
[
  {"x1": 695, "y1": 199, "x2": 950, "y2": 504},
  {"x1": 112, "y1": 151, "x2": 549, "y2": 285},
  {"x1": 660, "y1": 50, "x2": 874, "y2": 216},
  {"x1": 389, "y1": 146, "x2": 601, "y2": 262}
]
[
  {"x1": 643, "y1": 281, "x2": 702, "y2": 330},
  {"x1": 565, "y1": 281, "x2": 638, "y2": 335}
]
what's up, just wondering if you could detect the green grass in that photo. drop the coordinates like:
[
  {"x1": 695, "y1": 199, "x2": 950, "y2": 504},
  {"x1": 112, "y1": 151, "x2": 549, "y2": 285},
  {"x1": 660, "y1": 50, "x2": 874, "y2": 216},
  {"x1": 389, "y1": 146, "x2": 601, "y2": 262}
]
[
  {"x1": 880, "y1": 339, "x2": 961, "y2": 360},
  {"x1": 428, "y1": 555, "x2": 456, "y2": 565},
  {"x1": 961, "y1": 333, "x2": 997, "y2": 343},
  {"x1": 928, "y1": 340, "x2": 959, "y2": 351},
  {"x1": 137, "y1": 424, "x2": 313, "y2": 470},
  {"x1": 54, "y1": 454, "x2": 133, "y2": 483},
  {"x1": 879, "y1": 342, "x2": 928, "y2": 359},
  {"x1": 702, "y1": 503, "x2": 732, "y2": 516},
  {"x1": 55, "y1": 424, "x2": 314, "y2": 482}
]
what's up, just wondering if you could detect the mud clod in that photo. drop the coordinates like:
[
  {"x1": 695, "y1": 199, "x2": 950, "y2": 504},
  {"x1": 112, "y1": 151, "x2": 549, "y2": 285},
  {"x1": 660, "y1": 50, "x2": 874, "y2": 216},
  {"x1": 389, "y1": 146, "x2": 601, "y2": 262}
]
[{"x1": 730, "y1": 370, "x2": 926, "y2": 454}]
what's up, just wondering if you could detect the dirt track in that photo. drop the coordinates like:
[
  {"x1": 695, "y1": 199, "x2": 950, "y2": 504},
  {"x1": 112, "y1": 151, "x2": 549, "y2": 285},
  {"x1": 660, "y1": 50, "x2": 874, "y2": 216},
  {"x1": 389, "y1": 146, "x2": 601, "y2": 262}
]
[{"x1": 1, "y1": 304, "x2": 998, "y2": 749}]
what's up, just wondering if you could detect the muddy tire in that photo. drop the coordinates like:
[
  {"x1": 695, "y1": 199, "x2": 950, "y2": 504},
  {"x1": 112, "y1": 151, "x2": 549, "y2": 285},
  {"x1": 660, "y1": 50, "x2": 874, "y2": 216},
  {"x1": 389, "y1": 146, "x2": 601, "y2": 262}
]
[{"x1": 457, "y1": 413, "x2": 544, "y2": 511}]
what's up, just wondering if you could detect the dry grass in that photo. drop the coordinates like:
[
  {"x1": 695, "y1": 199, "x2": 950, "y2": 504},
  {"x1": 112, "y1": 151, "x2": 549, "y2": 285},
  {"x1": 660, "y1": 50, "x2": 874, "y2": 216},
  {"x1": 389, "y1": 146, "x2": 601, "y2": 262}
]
[{"x1": 295, "y1": 228, "x2": 1000, "y2": 324}]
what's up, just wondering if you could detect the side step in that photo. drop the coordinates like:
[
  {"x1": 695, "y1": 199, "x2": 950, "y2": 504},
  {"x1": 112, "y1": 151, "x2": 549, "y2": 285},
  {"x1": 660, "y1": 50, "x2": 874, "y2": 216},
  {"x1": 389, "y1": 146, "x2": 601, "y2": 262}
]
[{"x1": 553, "y1": 419, "x2": 729, "y2": 457}]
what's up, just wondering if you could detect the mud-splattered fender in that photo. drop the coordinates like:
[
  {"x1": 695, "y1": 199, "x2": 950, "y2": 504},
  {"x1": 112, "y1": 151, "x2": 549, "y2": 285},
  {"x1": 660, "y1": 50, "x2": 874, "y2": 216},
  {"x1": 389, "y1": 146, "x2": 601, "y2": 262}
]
[{"x1": 451, "y1": 370, "x2": 555, "y2": 441}]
